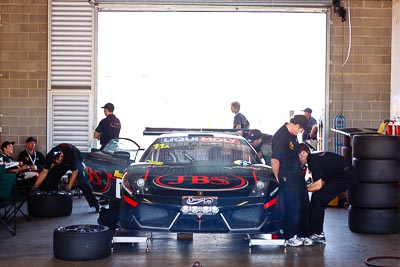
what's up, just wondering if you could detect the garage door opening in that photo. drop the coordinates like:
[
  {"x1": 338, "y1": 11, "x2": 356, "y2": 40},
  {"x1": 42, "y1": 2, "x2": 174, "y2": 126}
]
[{"x1": 97, "y1": 10, "x2": 327, "y2": 149}]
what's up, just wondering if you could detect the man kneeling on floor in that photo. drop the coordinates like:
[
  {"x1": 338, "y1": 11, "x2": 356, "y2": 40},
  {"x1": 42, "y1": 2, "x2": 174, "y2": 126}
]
[
  {"x1": 298, "y1": 143, "x2": 357, "y2": 244},
  {"x1": 31, "y1": 143, "x2": 99, "y2": 212}
]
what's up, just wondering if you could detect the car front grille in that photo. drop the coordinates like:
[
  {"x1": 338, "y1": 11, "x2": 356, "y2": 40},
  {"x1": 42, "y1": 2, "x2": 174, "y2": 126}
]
[
  {"x1": 121, "y1": 200, "x2": 273, "y2": 233},
  {"x1": 221, "y1": 206, "x2": 264, "y2": 230}
]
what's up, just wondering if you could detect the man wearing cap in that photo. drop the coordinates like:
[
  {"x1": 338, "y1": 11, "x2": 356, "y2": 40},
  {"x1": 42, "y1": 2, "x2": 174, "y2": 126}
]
[
  {"x1": 18, "y1": 137, "x2": 45, "y2": 175},
  {"x1": 298, "y1": 143, "x2": 357, "y2": 244},
  {"x1": 302, "y1": 108, "x2": 318, "y2": 143},
  {"x1": 1, "y1": 141, "x2": 31, "y2": 174},
  {"x1": 94, "y1": 103, "x2": 121, "y2": 150},
  {"x1": 31, "y1": 143, "x2": 99, "y2": 212},
  {"x1": 270, "y1": 114, "x2": 312, "y2": 247},
  {"x1": 246, "y1": 129, "x2": 273, "y2": 165}
]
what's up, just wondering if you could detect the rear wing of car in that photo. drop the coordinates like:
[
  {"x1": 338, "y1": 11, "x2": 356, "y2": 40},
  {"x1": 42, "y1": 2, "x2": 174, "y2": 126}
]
[{"x1": 143, "y1": 127, "x2": 252, "y2": 136}]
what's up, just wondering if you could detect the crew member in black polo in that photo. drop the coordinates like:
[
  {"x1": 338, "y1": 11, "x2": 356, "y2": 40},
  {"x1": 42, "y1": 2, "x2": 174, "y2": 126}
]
[
  {"x1": 94, "y1": 102, "x2": 121, "y2": 149},
  {"x1": 298, "y1": 143, "x2": 357, "y2": 244},
  {"x1": 32, "y1": 143, "x2": 99, "y2": 212}
]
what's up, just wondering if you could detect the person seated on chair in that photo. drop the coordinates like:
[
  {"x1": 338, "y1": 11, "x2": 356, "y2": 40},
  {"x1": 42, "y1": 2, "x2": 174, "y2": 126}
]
[
  {"x1": 1, "y1": 141, "x2": 31, "y2": 174},
  {"x1": 18, "y1": 137, "x2": 45, "y2": 177},
  {"x1": 31, "y1": 143, "x2": 99, "y2": 212}
]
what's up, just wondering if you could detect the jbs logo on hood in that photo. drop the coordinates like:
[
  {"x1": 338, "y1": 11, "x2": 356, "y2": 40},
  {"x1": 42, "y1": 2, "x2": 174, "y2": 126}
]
[{"x1": 153, "y1": 175, "x2": 248, "y2": 191}]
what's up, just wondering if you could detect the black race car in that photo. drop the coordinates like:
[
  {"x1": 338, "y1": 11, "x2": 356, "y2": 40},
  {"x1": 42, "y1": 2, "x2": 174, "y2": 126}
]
[{"x1": 84, "y1": 130, "x2": 282, "y2": 235}]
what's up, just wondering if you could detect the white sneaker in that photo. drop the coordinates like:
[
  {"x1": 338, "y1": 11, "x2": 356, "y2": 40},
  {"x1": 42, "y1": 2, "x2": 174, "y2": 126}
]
[
  {"x1": 300, "y1": 237, "x2": 313, "y2": 246},
  {"x1": 310, "y1": 233, "x2": 326, "y2": 244},
  {"x1": 285, "y1": 235, "x2": 303, "y2": 247}
]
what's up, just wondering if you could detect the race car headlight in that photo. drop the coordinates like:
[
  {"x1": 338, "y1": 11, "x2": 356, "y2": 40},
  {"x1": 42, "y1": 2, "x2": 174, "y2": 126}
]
[
  {"x1": 249, "y1": 179, "x2": 268, "y2": 197},
  {"x1": 122, "y1": 173, "x2": 150, "y2": 196},
  {"x1": 136, "y1": 178, "x2": 146, "y2": 189},
  {"x1": 256, "y1": 180, "x2": 265, "y2": 190}
]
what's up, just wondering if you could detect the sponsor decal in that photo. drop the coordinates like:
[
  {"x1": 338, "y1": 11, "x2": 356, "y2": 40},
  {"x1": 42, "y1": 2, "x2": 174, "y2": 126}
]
[
  {"x1": 270, "y1": 186, "x2": 279, "y2": 197},
  {"x1": 153, "y1": 174, "x2": 248, "y2": 191},
  {"x1": 86, "y1": 165, "x2": 118, "y2": 193},
  {"x1": 152, "y1": 143, "x2": 170, "y2": 149},
  {"x1": 145, "y1": 160, "x2": 164, "y2": 165},
  {"x1": 113, "y1": 170, "x2": 125, "y2": 179},
  {"x1": 182, "y1": 196, "x2": 217, "y2": 205},
  {"x1": 160, "y1": 136, "x2": 240, "y2": 144}
]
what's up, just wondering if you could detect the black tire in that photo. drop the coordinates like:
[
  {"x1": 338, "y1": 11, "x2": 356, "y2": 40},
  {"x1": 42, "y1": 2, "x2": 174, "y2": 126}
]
[
  {"x1": 348, "y1": 206, "x2": 400, "y2": 234},
  {"x1": 28, "y1": 191, "x2": 73, "y2": 217},
  {"x1": 352, "y1": 134, "x2": 400, "y2": 159},
  {"x1": 341, "y1": 146, "x2": 352, "y2": 163},
  {"x1": 53, "y1": 224, "x2": 112, "y2": 261},
  {"x1": 352, "y1": 158, "x2": 400, "y2": 183},
  {"x1": 348, "y1": 182, "x2": 399, "y2": 208}
]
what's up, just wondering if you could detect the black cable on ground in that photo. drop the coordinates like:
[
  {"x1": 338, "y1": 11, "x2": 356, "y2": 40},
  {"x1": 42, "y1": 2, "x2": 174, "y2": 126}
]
[{"x1": 364, "y1": 256, "x2": 400, "y2": 267}]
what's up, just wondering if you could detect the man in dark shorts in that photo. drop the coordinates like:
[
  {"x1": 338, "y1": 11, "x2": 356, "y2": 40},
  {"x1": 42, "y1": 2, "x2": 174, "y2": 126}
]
[
  {"x1": 270, "y1": 114, "x2": 312, "y2": 246},
  {"x1": 94, "y1": 102, "x2": 121, "y2": 149},
  {"x1": 31, "y1": 143, "x2": 99, "y2": 212},
  {"x1": 298, "y1": 143, "x2": 357, "y2": 244}
]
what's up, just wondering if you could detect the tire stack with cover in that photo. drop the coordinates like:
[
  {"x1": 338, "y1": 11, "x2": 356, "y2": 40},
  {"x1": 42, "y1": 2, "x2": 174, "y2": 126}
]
[{"x1": 348, "y1": 134, "x2": 400, "y2": 234}]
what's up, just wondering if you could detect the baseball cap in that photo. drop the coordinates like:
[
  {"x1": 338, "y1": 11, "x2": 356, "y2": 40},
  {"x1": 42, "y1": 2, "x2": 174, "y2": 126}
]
[
  {"x1": 48, "y1": 147, "x2": 62, "y2": 162},
  {"x1": 292, "y1": 114, "x2": 309, "y2": 130},
  {"x1": 1, "y1": 141, "x2": 15, "y2": 150},
  {"x1": 101, "y1": 103, "x2": 114, "y2": 112},
  {"x1": 26, "y1": 136, "x2": 37, "y2": 143},
  {"x1": 246, "y1": 129, "x2": 262, "y2": 143},
  {"x1": 302, "y1": 108, "x2": 312, "y2": 113}
]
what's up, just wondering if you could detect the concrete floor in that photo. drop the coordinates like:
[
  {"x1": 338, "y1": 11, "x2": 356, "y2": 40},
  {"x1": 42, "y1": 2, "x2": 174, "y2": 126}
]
[{"x1": 1, "y1": 196, "x2": 399, "y2": 267}]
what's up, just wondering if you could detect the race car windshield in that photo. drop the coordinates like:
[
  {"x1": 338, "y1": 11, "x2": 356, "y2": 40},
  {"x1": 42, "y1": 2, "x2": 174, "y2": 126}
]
[{"x1": 140, "y1": 136, "x2": 259, "y2": 165}]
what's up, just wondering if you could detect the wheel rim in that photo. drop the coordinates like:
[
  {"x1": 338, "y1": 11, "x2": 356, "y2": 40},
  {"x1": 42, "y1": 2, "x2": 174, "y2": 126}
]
[{"x1": 57, "y1": 224, "x2": 108, "y2": 233}]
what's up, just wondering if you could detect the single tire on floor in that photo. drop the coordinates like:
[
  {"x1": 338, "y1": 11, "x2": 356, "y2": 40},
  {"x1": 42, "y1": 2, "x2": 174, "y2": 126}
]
[
  {"x1": 28, "y1": 191, "x2": 73, "y2": 217},
  {"x1": 53, "y1": 224, "x2": 112, "y2": 261}
]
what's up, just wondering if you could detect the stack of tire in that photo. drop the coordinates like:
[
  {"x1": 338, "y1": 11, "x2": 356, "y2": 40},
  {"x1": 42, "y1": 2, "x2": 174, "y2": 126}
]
[{"x1": 348, "y1": 134, "x2": 400, "y2": 234}]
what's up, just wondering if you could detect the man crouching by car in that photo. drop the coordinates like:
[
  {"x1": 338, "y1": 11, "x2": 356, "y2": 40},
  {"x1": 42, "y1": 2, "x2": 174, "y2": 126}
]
[{"x1": 31, "y1": 143, "x2": 99, "y2": 212}]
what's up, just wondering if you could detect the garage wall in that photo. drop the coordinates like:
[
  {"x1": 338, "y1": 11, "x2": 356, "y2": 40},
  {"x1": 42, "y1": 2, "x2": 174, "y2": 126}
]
[
  {"x1": 330, "y1": 0, "x2": 392, "y2": 131},
  {"x1": 0, "y1": 0, "x2": 394, "y2": 155},
  {"x1": 0, "y1": 0, "x2": 48, "y2": 154}
]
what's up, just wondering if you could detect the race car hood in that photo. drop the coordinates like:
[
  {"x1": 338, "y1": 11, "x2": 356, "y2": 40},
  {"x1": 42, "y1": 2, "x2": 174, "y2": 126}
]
[{"x1": 125, "y1": 162, "x2": 273, "y2": 196}]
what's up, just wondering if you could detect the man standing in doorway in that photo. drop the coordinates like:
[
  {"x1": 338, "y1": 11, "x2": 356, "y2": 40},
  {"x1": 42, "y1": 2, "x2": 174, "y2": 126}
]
[
  {"x1": 302, "y1": 108, "x2": 318, "y2": 145},
  {"x1": 231, "y1": 101, "x2": 250, "y2": 129},
  {"x1": 94, "y1": 103, "x2": 121, "y2": 149}
]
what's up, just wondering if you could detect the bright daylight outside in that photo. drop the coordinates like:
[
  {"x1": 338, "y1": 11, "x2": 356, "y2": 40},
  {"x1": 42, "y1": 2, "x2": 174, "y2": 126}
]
[{"x1": 97, "y1": 11, "x2": 327, "y2": 149}]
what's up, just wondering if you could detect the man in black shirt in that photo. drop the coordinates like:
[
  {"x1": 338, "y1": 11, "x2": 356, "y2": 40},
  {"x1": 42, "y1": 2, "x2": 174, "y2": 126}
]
[
  {"x1": 298, "y1": 143, "x2": 357, "y2": 244},
  {"x1": 271, "y1": 114, "x2": 312, "y2": 246},
  {"x1": 18, "y1": 137, "x2": 45, "y2": 175},
  {"x1": 31, "y1": 143, "x2": 99, "y2": 212},
  {"x1": 94, "y1": 103, "x2": 121, "y2": 149},
  {"x1": 246, "y1": 129, "x2": 273, "y2": 165}
]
